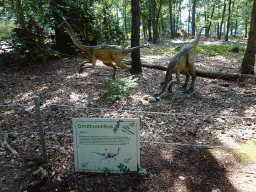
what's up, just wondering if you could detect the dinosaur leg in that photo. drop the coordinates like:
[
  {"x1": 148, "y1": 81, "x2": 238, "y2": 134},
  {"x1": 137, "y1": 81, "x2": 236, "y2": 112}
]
[
  {"x1": 79, "y1": 58, "x2": 96, "y2": 74},
  {"x1": 168, "y1": 71, "x2": 181, "y2": 93},
  {"x1": 100, "y1": 156, "x2": 110, "y2": 163},
  {"x1": 113, "y1": 55, "x2": 131, "y2": 73},
  {"x1": 152, "y1": 67, "x2": 174, "y2": 97},
  {"x1": 184, "y1": 51, "x2": 196, "y2": 93},
  {"x1": 104, "y1": 62, "x2": 117, "y2": 79},
  {"x1": 178, "y1": 70, "x2": 190, "y2": 91},
  {"x1": 184, "y1": 64, "x2": 196, "y2": 94},
  {"x1": 79, "y1": 60, "x2": 90, "y2": 70}
]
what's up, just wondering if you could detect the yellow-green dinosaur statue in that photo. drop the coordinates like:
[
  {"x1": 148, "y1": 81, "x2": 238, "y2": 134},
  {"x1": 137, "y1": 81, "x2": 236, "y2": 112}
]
[
  {"x1": 179, "y1": 28, "x2": 188, "y2": 41},
  {"x1": 152, "y1": 26, "x2": 208, "y2": 98},
  {"x1": 58, "y1": 21, "x2": 145, "y2": 79}
]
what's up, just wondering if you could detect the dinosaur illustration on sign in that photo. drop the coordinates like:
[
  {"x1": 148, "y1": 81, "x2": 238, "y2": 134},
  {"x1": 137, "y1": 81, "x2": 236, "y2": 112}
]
[{"x1": 92, "y1": 148, "x2": 120, "y2": 163}]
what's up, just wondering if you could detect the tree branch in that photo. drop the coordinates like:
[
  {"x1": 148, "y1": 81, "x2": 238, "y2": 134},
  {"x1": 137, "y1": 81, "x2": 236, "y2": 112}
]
[{"x1": 124, "y1": 61, "x2": 255, "y2": 81}]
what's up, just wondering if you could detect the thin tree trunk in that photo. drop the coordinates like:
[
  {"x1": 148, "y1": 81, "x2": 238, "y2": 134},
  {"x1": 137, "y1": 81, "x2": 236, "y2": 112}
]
[
  {"x1": 225, "y1": 0, "x2": 232, "y2": 41},
  {"x1": 218, "y1": 1, "x2": 226, "y2": 40},
  {"x1": 152, "y1": 0, "x2": 157, "y2": 43},
  {"x1": 131, "y1": 0, "x2": 142, "y2": 75},
  {"x1": 207, "y1": 4, "x2": 215, "y2": 37},
  {"x1": 235, "y1": 19, "x2": 237, "y2": 35},
  {"x1": 169, "y1": 1, "x2": 174, "y2": 39},
  {"x1": 188, "y1": 6, "x2": 191, "y2": 35},
  {"x1": 192, "y1": 0, "x2": 197, "y2": 36},
  {"x1": 156, "y1": 0, "x2": 163, "y2": 38},
  {"x1": 245, "y1": 2, "x2": 248, "y2": 38},
  {"x1": 240, "y1": 0, "x2": 256, "y2": 74},
  {"x1": 15, "y1": 0, "x2": 25, "y2": 29},
  {"x1": 148, "y1": 17, "x2": 152, "y2": 41},
  {"x1": 123, "y1": 0, "x2": 128, "y2": 37}
]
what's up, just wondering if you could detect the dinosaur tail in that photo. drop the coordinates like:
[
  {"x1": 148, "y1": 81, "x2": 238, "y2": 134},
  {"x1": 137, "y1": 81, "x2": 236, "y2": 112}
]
[
  {"x1": 152, "y1": 60, "x2": 176, "y2": 97},
  {"x1": 121, "y1": 45, "x2": 144, "y2": 56}
]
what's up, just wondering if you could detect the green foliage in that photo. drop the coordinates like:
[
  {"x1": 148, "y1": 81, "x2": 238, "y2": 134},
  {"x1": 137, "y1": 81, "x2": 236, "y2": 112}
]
[
  {"x1": 102, "y1": 77, "x2": 138, "y2": 102},
  {"x1": 0, "y1": 27, "x2": 60, "y2": 68},
  {"x1": 197, "y1": 43, "x2": 246, "y2": 56},
  {"x1": 93, "y1": 0, "x2": 128, "y2": 46},
  {"x1": 0, "y1": 19, "x2": 15, "y2": 39},
  {"x1": 117, "y1": 163, "x2": 130, "y2": 173},
  {"x1": 171, "y1": 91, "x2": 187, "y2": 99},
  {"x1": 233, "y1": 142, "x2": 256, "y2": 162},
  {"x1": 103, "y1": 167, "x2": 111, "y2": 176},
  {"x1": 1, "y1": 28, "x2": 59, "y2": 67},
  {"x1": 145, "y1": 46, "x2": 180, "y2": 54}
]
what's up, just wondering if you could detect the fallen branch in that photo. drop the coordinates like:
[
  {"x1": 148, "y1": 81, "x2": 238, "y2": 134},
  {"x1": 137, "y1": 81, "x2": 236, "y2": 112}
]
[
  {"x1": 0, "y1": 134, "x2": 18, "y2": 156},
  {"x1": 124, "y1": 61, "x2": 255, "y2": 81}
]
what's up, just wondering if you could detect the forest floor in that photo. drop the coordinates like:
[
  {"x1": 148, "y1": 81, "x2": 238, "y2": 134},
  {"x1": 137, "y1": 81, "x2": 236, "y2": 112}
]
[{"x1": 0, "y1": 38, "x2": 256, "y2": 192}]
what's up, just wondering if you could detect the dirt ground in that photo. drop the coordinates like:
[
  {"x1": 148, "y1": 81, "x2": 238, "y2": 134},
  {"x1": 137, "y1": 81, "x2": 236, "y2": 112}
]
[{"x1": 0, "y1": 38, "x2": 256, "y2": 192}]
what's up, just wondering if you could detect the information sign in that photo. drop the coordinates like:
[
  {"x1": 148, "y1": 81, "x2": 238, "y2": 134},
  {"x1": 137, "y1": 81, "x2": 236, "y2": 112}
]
[{"x1": 72, "y1": 118, "x2": 140, "y2": 173}]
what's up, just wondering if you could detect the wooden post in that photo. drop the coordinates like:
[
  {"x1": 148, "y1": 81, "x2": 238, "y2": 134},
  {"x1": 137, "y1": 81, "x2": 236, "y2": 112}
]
[{"x1": 34, "y1": 96, "x2": 48, "y2": 162}]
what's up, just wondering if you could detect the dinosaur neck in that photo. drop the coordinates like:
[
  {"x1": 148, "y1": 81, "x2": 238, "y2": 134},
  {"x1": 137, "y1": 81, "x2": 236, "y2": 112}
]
[
  {"x1": 63, "y1": 24, "x2": 89, "y2": 51},
  {"x1": 192, "y1": 27, "x2": 205, "y2": 47}
]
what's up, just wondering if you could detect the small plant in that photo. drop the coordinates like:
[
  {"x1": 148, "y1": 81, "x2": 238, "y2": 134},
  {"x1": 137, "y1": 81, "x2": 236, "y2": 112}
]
[
  {"x1": 117, "y1": 163, "x2": 130, "y2": 173},
  {"x1": 233, "y1": 142, "x2": 256, "y2": 162},
  {"x1": 103, "y1": 167, "x2": 110, "y2": 176},
  {"x1": 166, "y1": 104, "x2": 172, "y2": 109},
  {"x1": 171, "y1": 91, "x2": 187, "y2": 99},
  {"x1": 102, "y1": 77, "x2": 138, "y2": 102}
]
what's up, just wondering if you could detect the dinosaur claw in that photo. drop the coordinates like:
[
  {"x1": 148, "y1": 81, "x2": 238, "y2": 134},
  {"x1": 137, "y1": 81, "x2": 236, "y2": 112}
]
[{"x1": 79, "y1": 69, "x2": 83, "y2": 74}]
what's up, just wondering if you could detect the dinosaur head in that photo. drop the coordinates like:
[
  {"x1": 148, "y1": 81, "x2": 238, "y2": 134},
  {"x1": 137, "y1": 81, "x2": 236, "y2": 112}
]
[{"x1": 57, "y1": 21, "x2": 71, "y2": 29}]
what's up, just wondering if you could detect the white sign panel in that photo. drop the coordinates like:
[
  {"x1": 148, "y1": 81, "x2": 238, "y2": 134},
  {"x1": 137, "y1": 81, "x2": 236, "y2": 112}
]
[{"x1": 73, "y1": 118, "x2": 140, "y2": 173}]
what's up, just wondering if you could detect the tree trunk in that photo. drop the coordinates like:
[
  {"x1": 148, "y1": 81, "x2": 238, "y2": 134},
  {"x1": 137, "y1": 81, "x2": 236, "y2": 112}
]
[
  {"x1": 152, "y1": 0, "x2": 157, "y2": 43},
  {"x1": 15, "y1": 0, "x2": 25, "y2": 29},
  {"x1": 124, "y1": 62, "x2": 255, "y2": 81},
  {"x1": 245, "y1": 2, "x2": 248, "y2": 38},
  {"x1": 240, "y1": 0, "x2": 256, "y2": 75},
  {"x1": 225, "y1": 0, "x2": 232, "y2": 41},
  {"x1": 218, "y1": 1, "x2": 226, "y2": 40},
  {"x1": 191, "y1": 0, "x2": 197, "y2": 36},
  {"x1": 123, "y1": 0, "x2": 128, "y2": 37},
  {"x1": 207, "y1": 4, "x2": 215, "y2": 37},
  {"x1": 131, "y1": 0, "x2": 142, "y2": 75},
  {"x1": 169, "y1": 1, "x2": 175, "y2": 39},
  {"x1": 156, "y1": 0, "x2": 163, "y2": 39},
  {"x1": 188, "y1": 6, "x2": 191, "y2": 35},
  {"x1": 148, "y1": 17, "x2": 152, "y2": 41}
]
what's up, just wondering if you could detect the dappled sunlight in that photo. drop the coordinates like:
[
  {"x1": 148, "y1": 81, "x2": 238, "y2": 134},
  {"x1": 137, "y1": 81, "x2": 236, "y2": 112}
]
[
  {"x1": 0, "y1": 39, "x2": 255, "y2": 192},
  {"x1": 65, "y1": 73, "x2": 79, "y2": 79},
  {"x1": 69, "y1": 92, "x2": 81, "y2": 102},
  {"x1": 173, "y1": 176, "x2": 188, "y2": 192},
  {"x1": 160, "y1": 149, "x2": 173, "y2": 162},
  {"x1": 245, "y1": 106, "x2": 256, "y2": 116}
]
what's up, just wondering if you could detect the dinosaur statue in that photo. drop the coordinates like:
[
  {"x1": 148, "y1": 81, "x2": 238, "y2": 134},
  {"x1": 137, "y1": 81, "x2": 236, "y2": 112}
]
[
  {"x1": 179, "y1": 28, "x2": 188, "y2": 41},
  {"x1": 152, "y1": 26, "x2": 208, "y2": 98},
  {"x1": 92, "y1": 148, "x2": 120, "y2": 163},
  {"x1": 58, "y1": 21, "x2": 145, "y2": 79}
]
